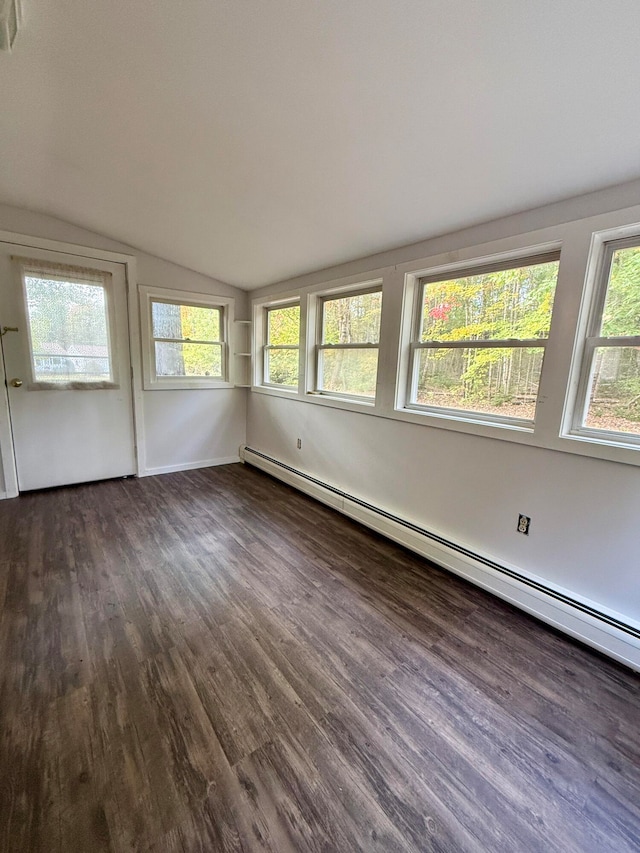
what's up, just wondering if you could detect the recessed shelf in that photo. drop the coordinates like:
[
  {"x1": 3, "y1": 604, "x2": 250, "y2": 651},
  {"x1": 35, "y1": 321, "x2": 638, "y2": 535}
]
[{"x1": 233, "y1": 320, "x2": 252, "y2": 387}]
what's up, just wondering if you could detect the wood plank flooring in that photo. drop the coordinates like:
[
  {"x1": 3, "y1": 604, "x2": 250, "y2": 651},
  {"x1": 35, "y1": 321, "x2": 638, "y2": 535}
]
[{"x1": 1, "y1": 462, "x2": 639, "y2": 852}]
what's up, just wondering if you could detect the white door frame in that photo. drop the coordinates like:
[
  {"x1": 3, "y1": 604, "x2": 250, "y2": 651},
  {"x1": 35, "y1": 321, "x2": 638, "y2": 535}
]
[{"x1": 0, "y1": 229, "x2": 145, "y2": 498}]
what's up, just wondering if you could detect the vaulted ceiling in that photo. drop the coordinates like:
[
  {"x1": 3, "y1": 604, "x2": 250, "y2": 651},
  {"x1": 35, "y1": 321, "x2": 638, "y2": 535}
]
[{"x1": 2, "y1": 1, "x2": 640, "y2": 289}]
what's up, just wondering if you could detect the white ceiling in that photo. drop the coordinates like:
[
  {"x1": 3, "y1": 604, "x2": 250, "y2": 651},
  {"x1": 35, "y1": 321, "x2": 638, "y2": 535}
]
[{"x1": 2, "y1": 1, "x2": 640, "y2": 290}]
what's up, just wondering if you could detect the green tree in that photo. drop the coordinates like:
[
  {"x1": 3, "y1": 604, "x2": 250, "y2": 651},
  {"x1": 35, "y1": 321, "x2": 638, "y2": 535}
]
[
  {"x1": 153, "y1": 302, "x2": 221, "y2": 377},
  {"x1": 267, "y1": 305, "x2": 300, "y2": 386},
  {"x1": 321, "y1": 292, "x2": 381, "y2": 395},
  {"x1": 588, "y1": 246, "x2": 640, "y2": 424},
  {"x1": 417, "y1": 261, "x2": 558, "y2": 414}
]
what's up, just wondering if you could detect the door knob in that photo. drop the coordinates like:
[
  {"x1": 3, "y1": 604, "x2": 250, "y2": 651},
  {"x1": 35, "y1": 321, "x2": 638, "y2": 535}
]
[{"x1": 9, "y1": 378, "x2": 23, "y2": 387}]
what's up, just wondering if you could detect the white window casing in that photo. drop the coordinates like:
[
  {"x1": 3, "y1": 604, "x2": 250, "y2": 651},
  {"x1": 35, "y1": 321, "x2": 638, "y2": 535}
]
[
  {"x1": 250, "y1": 206, "x2": 640, "y2": 467},
  {"x1": 313, "y1": 283, "x2": 383, "y2": 403},
  {"x1": 403, "y1": 250, "x2": 561, "y2": 429},
  {"x1": 563, "y1": 228, "x2": 640, "y2": 449},
  {"x1": 139, "y1": 285, "x2": 234, "y2": 390},
  {"x1": 263, "y1": 301, "x2": 301, "y2": 390}
]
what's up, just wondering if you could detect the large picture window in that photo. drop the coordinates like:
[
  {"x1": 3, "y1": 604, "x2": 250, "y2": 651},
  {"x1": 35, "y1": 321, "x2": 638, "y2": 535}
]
[
  {"x1": 406, "y1": 254, "x2": 560, "y2": 424},
  {"x1": 140, "y1": 286, "x2": 232, "y2": 390},
  {"x1": 316, "y1": 287, "x2": 382, "y2": 400},
  {"x1": 264, "y1": 302, "x2": 300, "y2": 388},
  {"x1": 570, "y1": 237, "x2": 640, "y2": 441}
]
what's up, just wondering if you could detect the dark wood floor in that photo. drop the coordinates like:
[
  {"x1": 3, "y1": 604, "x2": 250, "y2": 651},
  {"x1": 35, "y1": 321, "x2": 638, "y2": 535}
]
[{"x1": 1, "y1": 463, "x2": 639, "y2": 852}]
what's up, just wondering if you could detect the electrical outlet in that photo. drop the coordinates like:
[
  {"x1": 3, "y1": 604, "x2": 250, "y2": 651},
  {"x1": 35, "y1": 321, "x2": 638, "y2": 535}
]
[
  {"x1": 517, "y1": 514, "x2": 531, "y2": 535},
  {"x1": 296, "y1": 438, "x2": 302, "y2": 450}
]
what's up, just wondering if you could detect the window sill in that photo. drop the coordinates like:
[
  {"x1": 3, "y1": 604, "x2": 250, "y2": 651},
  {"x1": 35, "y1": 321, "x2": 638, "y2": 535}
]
[
  {"x1": 253, "y1": 381, "x2": 640, "y2": 466},
  {"x1": 307, "y1": 390, "x2": 376, "y2": 407},
  {"x1": 401, "y1": 403, "x2": 535, "y2": 433},
  {"x1": 143, "y1": 379, "x2": 234, "y2": 391},
  {"x1": 561, "y1": 428, "x2": 640, "y2": 452},
  {"x1": 252, "y1": 385, "x2": 299, "y2": 400},
  {"x1": 262, "y1": 383, "x2": 298, "y2": 392}
]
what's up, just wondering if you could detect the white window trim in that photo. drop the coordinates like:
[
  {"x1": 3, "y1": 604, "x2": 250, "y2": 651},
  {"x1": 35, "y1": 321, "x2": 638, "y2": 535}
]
[
  {"x1": 15, "y1": 257, "x2": 121, "y2": 391},
  {"x1": 262, "y1": 299, "x2": 301, "y2": 391},
  {"x1": 139, "y1": 285, "x2": 234, "y2": 390},
  {"x1": 562, "y1": 224, "x2": 640, "y2": 450},
  {"x1": 250, "y1": 204, "x2": 640, "y2": 468},
  {"x1": 400, "y1": 248, "x2": 561, "y2": 430},
  {"x1": 310, "y1": 280, "x2": 383, "y2": 404}
]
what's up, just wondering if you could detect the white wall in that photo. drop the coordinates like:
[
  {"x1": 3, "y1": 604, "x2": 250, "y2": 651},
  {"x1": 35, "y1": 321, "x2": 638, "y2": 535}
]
[
  {"x1": 0, "y1": 203, "x2": 248, "y2": 491},
  {"x1": 247, "y1": 179, "x2": 640, "y2": 643},
  {"x1": 248, "y1": 394, "x2": 639, "y2": 620}
]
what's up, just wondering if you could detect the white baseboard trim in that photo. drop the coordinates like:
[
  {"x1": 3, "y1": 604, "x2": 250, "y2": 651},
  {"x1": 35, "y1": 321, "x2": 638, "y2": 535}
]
[
  {"x1": 241, "y1": 445, "x2": 640, "y2": 673},
  {"x1": 142, "y1": 455, "x2": 241, "y2": 477}
]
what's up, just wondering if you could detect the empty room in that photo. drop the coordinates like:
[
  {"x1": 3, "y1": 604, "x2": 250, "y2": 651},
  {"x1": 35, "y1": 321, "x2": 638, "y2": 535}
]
[{"x1": 1, "y1": 2, "x2": 640, "y2": 851}]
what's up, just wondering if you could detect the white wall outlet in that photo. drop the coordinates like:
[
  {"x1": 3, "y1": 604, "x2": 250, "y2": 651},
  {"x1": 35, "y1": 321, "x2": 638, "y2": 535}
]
[{"x1": 517, "y1": 514, "x2": 531, "y2": 535}]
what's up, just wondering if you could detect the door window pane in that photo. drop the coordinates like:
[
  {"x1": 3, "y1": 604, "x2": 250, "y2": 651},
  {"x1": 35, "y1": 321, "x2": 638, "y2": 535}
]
[{"x1": 24, "y1": 275, "x2": 112, "y2": 383}]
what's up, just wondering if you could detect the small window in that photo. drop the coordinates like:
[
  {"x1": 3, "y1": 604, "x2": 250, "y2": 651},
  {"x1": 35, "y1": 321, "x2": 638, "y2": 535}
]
[
  {"x1": 18, "y1": 259, "x2": 117, "y2": 388},
  {"x1": 407, "y1": 254, "x2": 560, "y2": 424},
  {"x1": 316, "y1": 287, "x2": 382, "y2": 400},
  {"x1": 140, "y1": 287, "x2": 232, "y2": 389},
  {"x1": 570, "y1": 238, "x2": 640, "y2": 441},
  {"x1": 264, "y1": 303, "x2": 300, "y2": 388}
]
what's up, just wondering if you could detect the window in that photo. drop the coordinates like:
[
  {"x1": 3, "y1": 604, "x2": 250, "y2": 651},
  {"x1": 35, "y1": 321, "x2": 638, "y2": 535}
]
[
  {"x1": 406, "y1": 254, "x2": 560, "y2": 424},
  {"x1": 18, "y1": 259, "x2": 116, "y2": 387},
  {"x1": 140, "y1": 286, "x2": 232, "y2": 389},
  {"x1": 570, "y1": 237, "x2": 640, "y2": 442},
  {"x1": 264, "y1": 302, "x2": 300, "y2": 388},
  {"x1": 316, "y1": 287, "x2": 382, "y2": 399}
]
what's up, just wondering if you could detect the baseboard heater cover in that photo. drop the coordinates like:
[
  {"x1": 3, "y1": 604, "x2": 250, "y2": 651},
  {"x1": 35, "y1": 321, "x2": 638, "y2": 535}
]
[{"x1": 240, "y1": 445, "x2": 640, "y2": 672}]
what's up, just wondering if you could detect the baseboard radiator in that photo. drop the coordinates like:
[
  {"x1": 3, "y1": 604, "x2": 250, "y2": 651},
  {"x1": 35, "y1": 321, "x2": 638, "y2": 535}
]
[{"x1": 240, "y1": 445, "x2": 640, "y2": 673}]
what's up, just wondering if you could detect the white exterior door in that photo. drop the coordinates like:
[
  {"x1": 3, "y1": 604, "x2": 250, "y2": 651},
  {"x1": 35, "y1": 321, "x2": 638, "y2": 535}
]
[{"x1": 0, "y1": 244, "x2": 136, "y2": 491}]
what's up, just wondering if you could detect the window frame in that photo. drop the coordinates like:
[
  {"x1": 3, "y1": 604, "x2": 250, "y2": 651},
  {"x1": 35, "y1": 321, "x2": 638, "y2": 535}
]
[
  {"x1": 17, "y1": 258, "x2": 120, "y2": 390},
  {"x1": 565, "y1": 233, "x2": 640, "y2": 447},
  {"x1": 403, "y1": 250, "x2": 561, "y2": 429},
  {"x1": 263, "y1": 300, "x2": 301, "y2": 391},
  {"x1": 251, "y1": 210, "x2": 640, "y2": 468},
  {"x1": 313, "y1": 283, "x2": 383, "y2": 402},
  {"x1": 139, "y1": 285, "x2": 234, "y2": 390}
]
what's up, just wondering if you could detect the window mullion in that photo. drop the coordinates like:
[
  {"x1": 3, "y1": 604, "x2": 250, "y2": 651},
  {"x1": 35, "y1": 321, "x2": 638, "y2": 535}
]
[
  {"x1": 587, "y1": 335, "x2": 640, "y2": 348},
  {"x1": 407, "y1": 254, "x2": 559, "y2": 421},
  {"x1": 153, "y1": 336, "x2": 221, "y2": 346},
  {"x1": 318, "y1": 342, "x2": 380, "y2": 350},
  {"x1": 264, "y1": 344, "x2": 300, "y2": 351}
]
